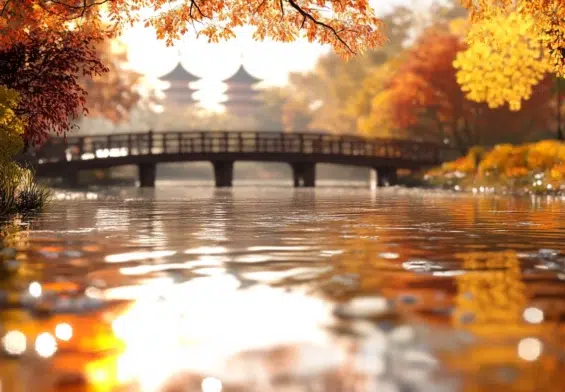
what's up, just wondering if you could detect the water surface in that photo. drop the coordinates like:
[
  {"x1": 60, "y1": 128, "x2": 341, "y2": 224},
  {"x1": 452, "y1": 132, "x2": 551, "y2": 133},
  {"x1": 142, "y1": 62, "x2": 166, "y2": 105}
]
[{"x1": 2, "y1": 182, "x2": 565, "y2": 391}]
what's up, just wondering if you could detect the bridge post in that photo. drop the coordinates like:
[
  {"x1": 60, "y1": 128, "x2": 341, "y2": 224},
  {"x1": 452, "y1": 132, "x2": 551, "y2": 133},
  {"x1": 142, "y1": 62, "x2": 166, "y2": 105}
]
[
  {"x1": 374, "y1": 167, "x2": 398, "y2": 187},
  {"x1": 213, "y1": 161, "x2": 234, "y2": 187},
  {"x1": 147, "y1": 130, "x2": 154, "y2": 155},
  {"x1": 291, "y1": 163, "x2": 316, "y2": 187},
  {"x1": 77, "y1": 137, "x2": 84, "y2": 159},
  {"x1": 138, "y1": 163, "x2": 156, "y2": 187},
  {"x1": 65, "y1": 170, "x2": 80, "y2": 188}
]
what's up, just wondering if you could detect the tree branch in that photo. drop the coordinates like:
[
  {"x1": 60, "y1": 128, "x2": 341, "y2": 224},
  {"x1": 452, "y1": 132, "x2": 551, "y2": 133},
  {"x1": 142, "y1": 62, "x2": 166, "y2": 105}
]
[
  {"x1": 279, "y1": 0, "x2": 284, "y2": 21},
  {"x1": 255, "y1": 0, "x2": 266, "y2": 14},
  {"x1": 0, "y1": 0, "x2": 11, "y2": 17},
  {"x1": 39, "y1": 0, "x2": 111, "y2": 20},
  {"x1": 286, "y1": 0, "x2": 355, "y2": 55},
  {"x1": 190, "y1": 0, "x2": 210, "y2": 19}
]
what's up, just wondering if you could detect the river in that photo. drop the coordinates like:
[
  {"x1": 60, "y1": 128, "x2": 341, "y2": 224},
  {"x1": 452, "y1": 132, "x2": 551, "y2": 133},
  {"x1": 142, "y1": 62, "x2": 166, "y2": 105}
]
[{"x1": 1, "y1": 181, "x2": 565, "y2": 392}]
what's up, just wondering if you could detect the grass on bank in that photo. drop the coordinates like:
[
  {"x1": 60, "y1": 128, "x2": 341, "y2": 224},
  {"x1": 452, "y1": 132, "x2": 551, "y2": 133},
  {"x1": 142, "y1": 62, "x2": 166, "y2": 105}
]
[
  {"x1": 0, "y1": 164, "x2": 51, "y2": 216},
  {"x1": 425, "y1": 140, "x2": 565, "y2": 194}
]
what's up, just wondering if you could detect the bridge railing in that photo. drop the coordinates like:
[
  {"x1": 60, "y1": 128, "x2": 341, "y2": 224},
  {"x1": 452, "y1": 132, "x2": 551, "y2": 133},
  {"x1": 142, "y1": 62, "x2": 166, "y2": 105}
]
[{"x1": 38, "y1": 131, "x2": 455, "y2": 165}]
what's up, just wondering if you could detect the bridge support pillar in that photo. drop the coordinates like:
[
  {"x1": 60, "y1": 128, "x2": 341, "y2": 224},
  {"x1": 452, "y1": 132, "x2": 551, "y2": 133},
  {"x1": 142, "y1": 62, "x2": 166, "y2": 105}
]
[
  {"x1": 65, "y1": 170, "x2": 80, "y2": 188},
  {"x1": 374, "y1": 167, "x2": 398, "y2": 187},
  {"x1": 213, "y1": 161, "x2": 234, "y2": 187},
  {"x1": 291, "y1": 163, "x2": 316, "y2": 187},
  {"x1": 138, "y1": 163, "x2": 156, "y2": 188}
]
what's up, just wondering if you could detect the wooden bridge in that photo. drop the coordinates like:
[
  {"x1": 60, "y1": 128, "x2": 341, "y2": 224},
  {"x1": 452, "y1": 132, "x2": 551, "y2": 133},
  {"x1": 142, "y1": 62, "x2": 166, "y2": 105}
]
[{"x1": 29, "y1": 131, "x2": 457, "y2": 187}]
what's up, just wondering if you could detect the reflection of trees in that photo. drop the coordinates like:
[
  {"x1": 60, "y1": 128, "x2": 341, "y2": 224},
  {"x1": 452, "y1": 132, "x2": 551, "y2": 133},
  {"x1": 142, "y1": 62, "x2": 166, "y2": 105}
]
[
  {"x1": 310, "y1": 195, "x2": 565, "y2": 391},
  {"x1": 454, "y1": 251, "x2": 526, "y2": 328}
]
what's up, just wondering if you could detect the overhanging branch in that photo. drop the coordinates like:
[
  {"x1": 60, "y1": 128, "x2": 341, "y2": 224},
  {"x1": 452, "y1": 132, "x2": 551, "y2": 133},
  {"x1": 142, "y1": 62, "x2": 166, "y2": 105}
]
[{"x1": 285, "y1": 0, "x2": 355, "y2": 55}]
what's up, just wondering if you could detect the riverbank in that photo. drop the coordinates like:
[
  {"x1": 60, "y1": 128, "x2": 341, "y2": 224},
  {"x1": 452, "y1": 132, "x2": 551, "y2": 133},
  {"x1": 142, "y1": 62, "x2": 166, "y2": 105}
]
[{"x1": 424, "y1": 140, "x2": 565, "y2": 195}]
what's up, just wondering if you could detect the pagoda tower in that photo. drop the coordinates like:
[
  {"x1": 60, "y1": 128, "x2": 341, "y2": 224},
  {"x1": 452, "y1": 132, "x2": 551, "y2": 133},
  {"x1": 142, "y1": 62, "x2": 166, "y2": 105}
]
[
  {"x1": 221, "y1": 64, "x2": 263, "y2": 116},
  {"x1": 159, "y1": 62, "x2": 200, "y2": 107}
]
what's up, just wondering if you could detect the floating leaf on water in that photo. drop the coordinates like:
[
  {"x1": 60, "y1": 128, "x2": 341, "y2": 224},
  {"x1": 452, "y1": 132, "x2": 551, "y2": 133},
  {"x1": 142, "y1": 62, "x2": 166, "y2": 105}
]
[
  {"x1": 459, "y1": 312, "x2": 476, "y2": 324},
  {"x1": 538, "y1": 249, "x2": 560, "y2": 259},
  {"x1": 431, "y1": 270, "x2": 465, "y2": 277},
  {"x1": 402, "y1": 260, "x2": 444, "y2": 273},
  {"x1": 38, "y1": 250, "x2": 59, "y2": 259},
  {"x1": 334, "y1": 296, "x2": 390, "y2": 319},
  {"x1": 62, "y1": 250, "x2": 83, "y2": 258},
  {"x1": 330, "y1": 274, "x2": 359, "y2": 288},
  {"x1": 398, "y1": 295, "x2": 419, "y2": 305},
  {"x1": 389, "y1": 325, "x2": 415, "y2": 344},
  {"x1": 402, "y1": 349, "x2": 438, "y2": 367}
]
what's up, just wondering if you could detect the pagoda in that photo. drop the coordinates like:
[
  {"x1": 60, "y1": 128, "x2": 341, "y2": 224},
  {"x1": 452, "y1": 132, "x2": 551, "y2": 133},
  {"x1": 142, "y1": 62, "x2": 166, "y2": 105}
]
[
  {"x1": 221, "y1": 64, "x2": 263, "y2": 116},
  {"x1": 159, "y1": 62, "x2": 200, "y2": 107}
]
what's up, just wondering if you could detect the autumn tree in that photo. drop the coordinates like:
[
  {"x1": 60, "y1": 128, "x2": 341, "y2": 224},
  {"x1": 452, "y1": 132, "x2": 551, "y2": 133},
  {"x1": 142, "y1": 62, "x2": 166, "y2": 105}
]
[
  {"x1": 358, "y1": 25, "x2": 555, "y2": 152},
  {"x1": 0, "y1": 31, "x2": 107, "y2": 145},
  {"x1": 366, "y1": 27, "x2": 473, "y2": 148},
  {"x1": 283, "y1": 0, "x2": 468, "y2": 135}
]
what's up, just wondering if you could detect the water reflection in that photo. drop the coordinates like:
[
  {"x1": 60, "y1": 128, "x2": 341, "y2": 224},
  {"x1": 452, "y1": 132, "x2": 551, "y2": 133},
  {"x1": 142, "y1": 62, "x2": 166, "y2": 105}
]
[{"x1": 1, "y1": 185, "x2": 565, "y2": 391}]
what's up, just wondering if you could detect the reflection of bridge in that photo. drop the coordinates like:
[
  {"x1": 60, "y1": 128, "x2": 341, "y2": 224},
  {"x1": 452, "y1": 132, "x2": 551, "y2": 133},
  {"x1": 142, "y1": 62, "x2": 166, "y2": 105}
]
[{"x1": 31, "y1": 131, "x2": 457, "y2": 187}]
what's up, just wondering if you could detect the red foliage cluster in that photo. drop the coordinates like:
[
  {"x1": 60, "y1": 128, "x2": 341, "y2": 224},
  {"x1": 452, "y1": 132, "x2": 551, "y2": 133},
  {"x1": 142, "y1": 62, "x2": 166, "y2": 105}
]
[{"x1": 0, "y1": 32, "x2": 108, "y2": 145}]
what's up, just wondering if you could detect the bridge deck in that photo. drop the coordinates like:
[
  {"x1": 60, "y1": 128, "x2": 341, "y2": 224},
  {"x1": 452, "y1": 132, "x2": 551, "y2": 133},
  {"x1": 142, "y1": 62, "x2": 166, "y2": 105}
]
[
  {"x1": 35, "y1": 131, "x2": 454, "y2": 168},
  {"x1": 26, "y1": 131, "x2": 458, "y2": 187}
]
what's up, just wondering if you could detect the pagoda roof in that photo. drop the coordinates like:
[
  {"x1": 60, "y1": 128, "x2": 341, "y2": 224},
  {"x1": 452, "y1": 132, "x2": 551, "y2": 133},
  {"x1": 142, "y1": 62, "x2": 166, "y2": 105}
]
[
  {"x1": 159, "y1": 63, "x2": 200, "y2": 82},
  {"x1": 222, "y1": 65, "x2": 262, "y2": 85}
]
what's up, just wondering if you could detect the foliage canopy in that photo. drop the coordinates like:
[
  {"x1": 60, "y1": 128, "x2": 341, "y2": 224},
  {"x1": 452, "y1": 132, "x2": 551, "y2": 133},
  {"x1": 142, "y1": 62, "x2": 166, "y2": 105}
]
[
  {"x1": 453, "y1": 12, "x2": 552, "y2": 111},
  {"x1": 0, "y1": 0, "x2": 387, "y2": 58}
]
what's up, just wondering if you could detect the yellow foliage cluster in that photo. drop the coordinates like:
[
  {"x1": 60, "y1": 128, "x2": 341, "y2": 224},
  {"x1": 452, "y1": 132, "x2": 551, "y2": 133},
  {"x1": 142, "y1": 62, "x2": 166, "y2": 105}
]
[
  {"x1": 461, "y1": 0, "x2": 565, "y2": 75},
  {"x1": 478, "y1": 141, "x2": 565, "y2": 177},
  {"x1": 0, "y1": 86, "x2": 27, "y2": 200},
  {"x1": 478, "y1": 144, "x2": 529, "y2": 178},
  {"x1": 453, "y1": 12, "x2": 552, "y2": 111},
  {"x1": 427, "y1": 140, "x2": 565, "y2": 190},
  {"x1": 0, "y1": 86, "x2": 26, "y2": 164}
]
